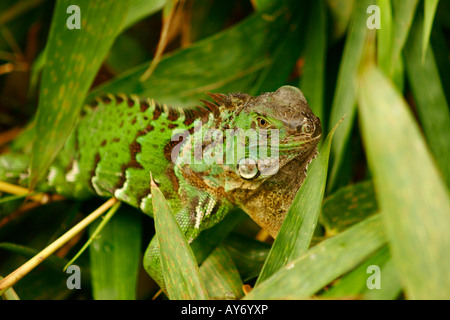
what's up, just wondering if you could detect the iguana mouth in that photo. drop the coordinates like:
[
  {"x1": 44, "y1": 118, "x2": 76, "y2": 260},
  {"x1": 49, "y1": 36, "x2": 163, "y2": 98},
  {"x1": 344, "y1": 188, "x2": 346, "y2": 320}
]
[
  {"x1": 279, "y1": 134, "x2": 321, "y2": 150},
  {"x1": 278, "y1": 121, "x2": 322, "y2": 152}
]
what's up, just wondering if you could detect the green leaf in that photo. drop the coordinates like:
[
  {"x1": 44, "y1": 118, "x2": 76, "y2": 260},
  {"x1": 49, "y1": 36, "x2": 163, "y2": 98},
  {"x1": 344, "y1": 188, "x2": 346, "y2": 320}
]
[
  {"x1": 256, "y1": 117, "x2": 343, "y2": 284},
  {"x1": 29, "y1": 0, "x2": 129, "y2": 189},
  {"x1": 245, "y1": 215, "x2": 386, "y2": 299},
  {"x1": 321, "y1": 180, "x2": 378, "y2": 235},
  {"x1": 199, "y1": 245, "x2": 244, "y2": 300},
  {"x1": 223, "y1": 233, "x2": 270, "y2": 282},
  {"x1": 390, "y1": 0, "x2": 419, "y2": 70},
  {"x1": 189, "y1": 0, "x2": 237, "y2": 42},
  {"x1": 87, "y1": 1, "x2": 299, "y2": 107},
  {"x1": 251, "y1": 0, "x2": 274, "y2": 11},
  {"x1": 251, "y1": 0, "x2": 307, "y2": 94},
  {"x1": 362, "y1": 258, "x2": 402, "y2": 300},
  {"x1": 422, "y1": 0, "x2": 439, "y2": 61},
  {"x1": 403, "y1": 10, "x2": 450, "y2": 187},
  {"x1": 0, "y1": 242, "x2": 68, "y2": 271},
  {"x1": 321, "y1": 245, "x2": 402, "y2": 299},
  {"x1": 151, "y1": 178, "x2": 208, "y2": 300},
  {"x1": 190, "y1": 209, "x2": 247, "y2": 265},
  {"x1": 327, "y1": 0, "x2": 371, "y2": 192},
  {"x1": 89, "y1": 206, "x2": 142, "y2": 300},
  {"x1": 377, "y1": 0, "x2": 393, "y2": 73},
  {"x1": 67, "y1": 201, "x2": 120, "y2": 270},
  {"x1": 300, "y1": 0, "x2": 327, "y2": 123},
  {"x1": 0, "y1": 242, "x2": 75, "y2": 300},
  {"x1": 357, "y1": 63, "x2": 450, "y2": 299},
  {"x1": 122, "y1": 0, "x2": 165, "y2": 31},
  {"x1": 326, "y1": 0, "x2": 355, "y2": 41}
]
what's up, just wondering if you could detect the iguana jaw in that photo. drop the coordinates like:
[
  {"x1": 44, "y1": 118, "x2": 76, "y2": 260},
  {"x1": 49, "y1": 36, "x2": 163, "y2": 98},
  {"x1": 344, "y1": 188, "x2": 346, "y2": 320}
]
[
  {"x1": 223, "y1": 119, "x2": 321, "y2": 238},
  {"x1": 236, "y1": 145, "x2": 320, "y2": 238}
]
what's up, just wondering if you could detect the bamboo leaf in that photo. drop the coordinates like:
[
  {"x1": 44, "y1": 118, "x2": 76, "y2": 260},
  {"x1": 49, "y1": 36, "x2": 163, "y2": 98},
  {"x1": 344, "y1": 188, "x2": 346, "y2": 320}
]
[
  {"x1": 0, "y1": 242, "x2": 68, "y2": 271},
  {"x1": 326, "y1": 0, "x2": 355, "y2": 41},
  {"x1": 199, "y1": 245, "x2": 244, "y2": 300},
  {"x1": 422, "y1": 0, "x2": 439, "y2": 61},
  {"x1": 66, "y1": 201, "x2": 121, "y2": 271},
  {"x1": 321, "y1": 245, "x2": 401, "y2": 299},
  {"x1": 256, "y1": 117, "x2": 343, "y2": 284},
  {"x1": 29, "y1": 0, "x2": 129, "y2": 189},
  {"x1": 403, "y1": 10, "x2": 450, "y2": 187},
  {"x1": 321, "y1": 180, "x2": 378, "y2": 235},
  {"x1": 246, "y1": 215, "x2": 386, "y2": 299},
  {"x1": 377, "y1": 0, "x2": 393, "y2": 74},
  {"x1": 88, "y1": 205, "x2": 141, "y2": 300},
  {"x1": 190, "y1": 209, "x2": 247, "y2": 265},
  {"x1": 357, "y1": 62, "x2": 450, "y2": 299},
  {"x1": 390, "y1": 0, "x2": 419, "y2": 71},
  {"x1": 362, "y1": 258, "x2": 402, "y2": 300},
  {"x1": 300, "y1": 0, "x2": 327, "y2": 123},
  {"x1": 327, "y1": 0, "x2": 371, "y2": 192},
  {"x1": 151, "y1": 178, "x2": 208, "y2": 300},
  {"x1": 87, "y1": 0, "x2": 299, "y2": 107},
  {"x1": 251, "y1": 0, "x2": 307, "y2": 94},
  {"x1": 223, "y1": 233, "x2": 270, "y2": 282},
  {"x1": 122, "y1": 0, "x2": 165, "y2": 31}
]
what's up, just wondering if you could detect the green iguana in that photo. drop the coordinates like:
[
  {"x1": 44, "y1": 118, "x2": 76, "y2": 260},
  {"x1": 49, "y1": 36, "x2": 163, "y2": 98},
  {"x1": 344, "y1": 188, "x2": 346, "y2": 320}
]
[{"x1": 0, "y1": 85, "x2": 321, "y2": 291}]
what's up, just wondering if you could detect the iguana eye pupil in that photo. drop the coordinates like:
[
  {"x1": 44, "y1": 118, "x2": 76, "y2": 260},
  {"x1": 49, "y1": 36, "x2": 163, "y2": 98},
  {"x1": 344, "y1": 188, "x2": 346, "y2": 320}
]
[
  {"x1": 237, "y1": 158, "x2": 259, "y2": 180},
  {"x1": 258, "y1": 118, "x2": 267, "y2": 127}
]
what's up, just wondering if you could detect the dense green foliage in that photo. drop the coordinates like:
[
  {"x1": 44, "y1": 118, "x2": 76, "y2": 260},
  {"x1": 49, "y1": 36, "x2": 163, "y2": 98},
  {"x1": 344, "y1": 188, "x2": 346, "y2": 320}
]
[{"x1": 0, "y1": 0, "x2": 449, "y2": 300}]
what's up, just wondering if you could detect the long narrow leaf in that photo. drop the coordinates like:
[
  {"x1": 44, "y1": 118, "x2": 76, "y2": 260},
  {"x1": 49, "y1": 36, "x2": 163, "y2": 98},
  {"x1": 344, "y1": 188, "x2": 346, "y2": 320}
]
[
  {"x1": 89, "y1": 206, "x2": 142, "y2": 300},
  {"x1": 321, "y1": 245, "x2": 401, "y2": 299},
  {"x1": 403, "y1": 11, "x2": 450, "y2": 187},
  {"x1": 224, "y1": 234, "x2": 270, "y2": 282},
  {"x1": 422, "y1": 0, "x2": 439, "y2": 61},
  {"x1": 300, "y1": 0, "x2": 327, "y2": 123},
  {"x1": 199, "y1": 245, "x2": 244, "y2": 300},
  {"x1": 358, "y1": 63, "x2": 450, "y2": 299},
  {"x1": 30, "y1": 0, "x2": 129, "y2": 189},
  {"x1": 377, "y1": 0, "x2": 393, "y2": 74},
  {"x1": 390, "y1": 0, "x2": 419, "y2": 70},
  {"x1": 65, "y1": 202, "x2": 121, "y2": 271},
  {"x1": 246, "y1": 215, "x2": 386, "y2": 299},
  {"x1": 251, "y1": 0, "x2": 306, "y2": 94},
  {"x1": 151, "y1": 178, "x2": 208, "y2": 300},
  {"x1": 327, "y1": 0, "x2": 371, "y2": 192},
  {"x1": 321, "y1": 180, "x2": 378, "y2": 235},
  {"x1": 122, "y1": 0, "x2": 165, "y2": 31},
  {"x1": 257, "y1": 117, "x2": 343, "y2": 284},
  {"x1": 88, "y1": 0, "x2": 298, "y2": 107}
]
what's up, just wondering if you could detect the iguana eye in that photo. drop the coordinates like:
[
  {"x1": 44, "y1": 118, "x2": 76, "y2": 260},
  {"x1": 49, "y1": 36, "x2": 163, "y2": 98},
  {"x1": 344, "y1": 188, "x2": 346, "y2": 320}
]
[
  {"x1": 257, "y1": 117, "x2": 268, "y2": 128},
  {"x1": 237, "y1": 158, "x2": 260, "y2": 180}
]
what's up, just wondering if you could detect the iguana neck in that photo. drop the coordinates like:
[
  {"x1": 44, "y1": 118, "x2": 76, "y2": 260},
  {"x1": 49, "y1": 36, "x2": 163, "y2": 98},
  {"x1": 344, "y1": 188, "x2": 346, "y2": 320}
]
[{"x1": 228, "y1": 146, "x2": 317, "y2": 237}]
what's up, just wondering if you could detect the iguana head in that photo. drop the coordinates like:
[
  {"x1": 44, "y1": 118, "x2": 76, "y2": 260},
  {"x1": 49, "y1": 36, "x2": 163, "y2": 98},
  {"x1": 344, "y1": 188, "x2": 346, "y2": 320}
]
[
  {"x1": 218, "y1": 86, "x2": 322, "y2": 237},
  {"x1": 178, "y1": 86, "x2": 321, "y2": 237}
]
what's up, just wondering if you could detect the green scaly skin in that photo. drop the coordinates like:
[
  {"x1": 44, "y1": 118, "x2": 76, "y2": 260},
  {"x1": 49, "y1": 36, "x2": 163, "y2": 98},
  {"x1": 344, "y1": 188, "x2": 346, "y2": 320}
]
[{"x1": 0, "y1": 86, "x2": 322, "y2": 293}]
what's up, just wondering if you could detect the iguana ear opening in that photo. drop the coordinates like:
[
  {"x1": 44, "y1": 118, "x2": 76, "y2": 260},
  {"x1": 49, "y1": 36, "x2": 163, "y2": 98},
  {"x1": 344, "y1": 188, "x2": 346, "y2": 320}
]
[{"x1": 236, "y1": 158, "x2": 260, "y2": 180}]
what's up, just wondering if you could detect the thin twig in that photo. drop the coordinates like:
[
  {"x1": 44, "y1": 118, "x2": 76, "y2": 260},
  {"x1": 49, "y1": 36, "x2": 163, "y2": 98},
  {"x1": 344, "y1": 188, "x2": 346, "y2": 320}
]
[
  {"x1": 63, "y1": 201, "x2": 122, "y2": 271},
  {"x1": 0, "y1": 198, "x2": 117, "y2": 295},
  {"x1": 0, "y1": 180, "x2": 61, "y2": 203}
]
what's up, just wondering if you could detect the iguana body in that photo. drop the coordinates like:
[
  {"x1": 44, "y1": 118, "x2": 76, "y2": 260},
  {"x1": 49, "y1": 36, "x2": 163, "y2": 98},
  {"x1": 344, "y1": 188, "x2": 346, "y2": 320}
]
[{"x1": 0, "y1": 86, "x2": 321, "y2": 291}]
